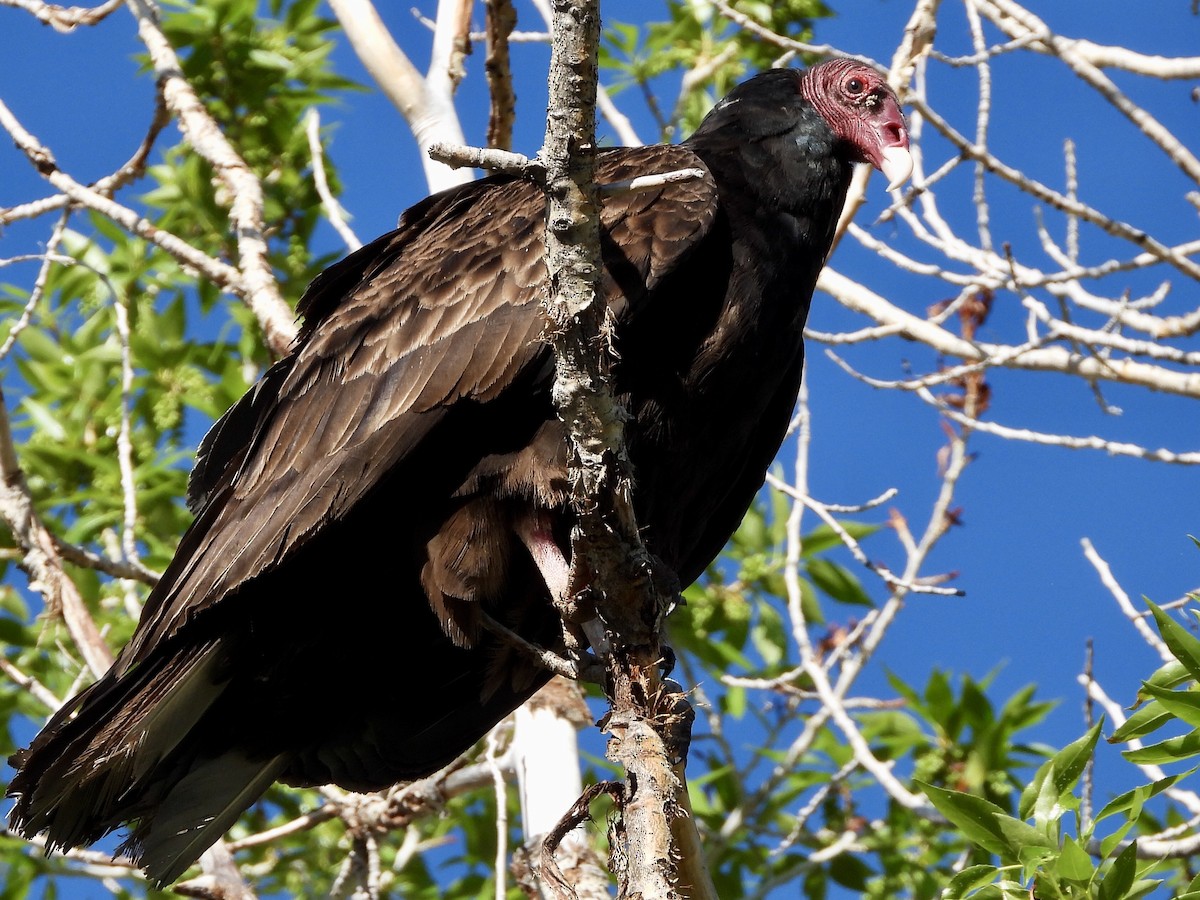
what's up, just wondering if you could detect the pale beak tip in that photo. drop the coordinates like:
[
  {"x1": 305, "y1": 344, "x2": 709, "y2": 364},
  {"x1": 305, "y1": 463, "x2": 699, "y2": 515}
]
[{"x1": 881, "y1": 145, "x2": 914, "y2": 192}]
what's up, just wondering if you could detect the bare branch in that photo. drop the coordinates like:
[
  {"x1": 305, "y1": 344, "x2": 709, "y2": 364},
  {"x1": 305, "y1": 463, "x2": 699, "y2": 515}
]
[
  {"x1": 917, "y1": 388, "x2": 1200, "y2": 465},
  {"x1": 125, "y1": 0, "x2": 296, "y2": 356},
  {"x1": 0, "y1": 88, "x2": 167, "y2": 228},
  {"x1": 304, "y1": 109, "x2": 362, "y2": 252},
  {"x1": 1081, "y1": 538, "x2": 1172, "y2": 662},
  {"x1": 817, "y1": 268, "x2": 1200, "y2": 398},
  {"x1": 908, "y1": 94, "x2": 1200, "y2": 286},
  {"x1": 427, "y1": 142, "x2": 538, "y2": 176},
  {"x1": 327, "y1": 0, "x2": 472, "y2": 192},
  {"x1": 110, "y1": 262, "x2": 143, "y2": 572},
  {"x1": 222, "y1": 806, "x2": 338, "y2": 852},
  {"x1": 484, "y1": 0, "x2": 518, "y2": 150},
  {"x1": 0, "y1": 657, "x2": 63, "y2": 711},
  {"x1": 709, "y1": 0, "x2": 867, "y2": 64},
  {"x1": 0, "y1": 213, "x2": 69, "y2": 362},
  {"x1": 0, "y1": 0, "x2": 122, "y2": 31},
  {"x1": 768, "y1": 474, "x2": 964, "y2": 597},
  {"x1": 978, "y1": 0, "x2": 1200, "y2": 185},
  {"x1": 53, "y1": 537, "x2": 159, "y2": 585},
  {"x1": 0, "y1": 98, "x2": 247, "y2": 295}
]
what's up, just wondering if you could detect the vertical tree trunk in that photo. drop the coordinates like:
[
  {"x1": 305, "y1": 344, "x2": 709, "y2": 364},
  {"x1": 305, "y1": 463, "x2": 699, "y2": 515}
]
[{"x1": 539, "y1": 2, "x2": 714, "y2": 897}]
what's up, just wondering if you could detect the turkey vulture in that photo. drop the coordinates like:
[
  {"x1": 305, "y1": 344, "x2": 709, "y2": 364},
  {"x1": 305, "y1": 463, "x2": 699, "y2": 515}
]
[{"x1": 7, "y1": 60, "x2": 910, "y2": 884}]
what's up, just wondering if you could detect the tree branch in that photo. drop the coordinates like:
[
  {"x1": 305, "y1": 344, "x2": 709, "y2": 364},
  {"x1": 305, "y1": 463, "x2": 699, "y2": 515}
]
[
  {"x1": 124, "y1": 0, "x2": 296, "y2": 356},
  {"x1": 0, "y1": 0, "x2": 122, "y2": 31},
  {"x1": 538, "y1": 1, "x2": 711, "y2": 896},
  {"x1": 327, "y1": 0, "x2": 473, "y2": 192}
]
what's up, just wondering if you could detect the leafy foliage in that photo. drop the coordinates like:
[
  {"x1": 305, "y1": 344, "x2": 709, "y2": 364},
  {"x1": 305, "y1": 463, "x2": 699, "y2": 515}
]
[{"x1": 920, "y1": 587, "x2": 1200, "y2": 900}]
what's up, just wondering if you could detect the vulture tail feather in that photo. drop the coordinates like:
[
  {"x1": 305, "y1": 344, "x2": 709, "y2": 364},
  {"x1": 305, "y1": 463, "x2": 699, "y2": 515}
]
[
  {"x1": 6, "y1": 641, "x2": 229, "y2": 855},
  {"x1": 124, "y1": 751, "x2": 288, "y2": 887}
]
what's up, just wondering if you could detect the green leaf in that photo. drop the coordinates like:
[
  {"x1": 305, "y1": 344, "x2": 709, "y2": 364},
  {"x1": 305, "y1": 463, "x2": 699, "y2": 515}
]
[
  {"x1": 917, "y1": 781, "x2": 1052, "y2": 858},
  {"x1": 725, "y1": 684, "x2": 746, "y2": 718},
  {"x1": 806, "y1": 558, "x2": 873, "y2": 607},
  {"x1": 1057, "y1": 834, "x2": 1094, "y2": 882},
  {"x1": 0, "y1": 616, "x2": 33, "y2": 646},
  {"x1": 1094, "y1": 769, "x2": 1195, "y2": 824},
  {"x1": 1137, "y1": 682, "x2": 1200, "y2": 729},
  {"x1": 1097, "y1": 840, "x2": 1137, "y2": 900},
  {"x1": 1019, "y1": 722, "x2": 1100, "y2": 822},
  {"x1": 944, "y1": 865, "x2": 1003, "y2": 900},
  {"x1": 798, "y1": 520, "x2": 880, "y2": 557},
  {"x1": 1139, "y1": 659, "x2": 1192, "y2": 697},
  {"x1": 1126, "y1": 879, "x2": 1163, "y2": 900},
  {"x1": 1123, "y1": 732, "x2": 1200, "y2": 764},
  {"x1": 1146, "y1": 600, "x2": 1200, "y2": 682},
  {"x1": 828, "y1": 853, "x2": 873, "y2": 890},
  {"x1": 19, "y1": 398, "x2": 67, "y2": 442},
  {"x1": 249, "y1": 48, "x2": 294, "y2": 70},
  {"x1": 1110, "y1": 698, "x2": 1173, "y2": 743}
]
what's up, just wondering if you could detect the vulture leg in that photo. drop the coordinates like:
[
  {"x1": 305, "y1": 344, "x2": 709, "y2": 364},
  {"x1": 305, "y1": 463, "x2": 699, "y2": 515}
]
[
  {"x1": 514, "y1": 514, "x2": 610, "y2": 657},
  {"x1": 516, "y1": 512, "x2": 570, "y2": 602}
]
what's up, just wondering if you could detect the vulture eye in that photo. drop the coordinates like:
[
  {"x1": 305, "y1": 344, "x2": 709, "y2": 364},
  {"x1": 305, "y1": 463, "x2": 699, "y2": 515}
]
[{"x1": 845, "y1": 77, "x2": 865, "y2": 95}]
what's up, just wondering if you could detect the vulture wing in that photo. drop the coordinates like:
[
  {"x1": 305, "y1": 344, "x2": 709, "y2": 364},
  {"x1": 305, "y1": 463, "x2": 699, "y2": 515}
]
[
  {"x1": 126, "y1": 144, "x2": 719, "y2": 665},
  {"x1": 7, "y1": 145, "x2": 720, "y2": 884}
]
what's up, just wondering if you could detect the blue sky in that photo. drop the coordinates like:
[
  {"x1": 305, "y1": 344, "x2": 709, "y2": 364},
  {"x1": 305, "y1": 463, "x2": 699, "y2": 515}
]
[{"x1": 1, "y1": 0, "x2": 1199, "y2": 895}]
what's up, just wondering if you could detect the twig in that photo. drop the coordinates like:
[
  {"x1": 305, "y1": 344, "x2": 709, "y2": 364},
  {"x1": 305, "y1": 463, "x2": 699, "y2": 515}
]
[
  {"x1": 223, "y1": 806, "x2": 338, "y2": 851},
  {"x1": 303, "y1": 109, "x2": 361, "y2": 252},
  {"x1": 0, "y1": 0, "x2": 123, "y2": 31},
  {"x1": 597, "y1": 168, "x2": 706, "y2": 196},
  {"x1": 52, "y1": 538, "x2": 159, "y2": 585},
  {"x1": 0, "y1": 658, "x2": 63, "y2": 711},
  {"x1": 0, "y1": 212, "x2": 70, "y2": 362},
  {"x1": 538, "y1": 781, "x2": 621, "y2": 900},
  {"x1": 484, "y1": 0, "x2": 518, "y2": 150},
  {"x1": 0, "y1": 88, "x2": 168, "y2": 227},
  {"x1": 767, "y1": 474, "x2": 963, "y2": 597},
  {"x1": 125, "y1": 0, "x2": 296, "y2": 356},
  {"x1": 907, "y1": 93, "x2": 1200, "y2": 287},
  {"x1": 964, "y1": 0, "x2": 993, "y2": 251},
  {"x1": 1081, "y1": 639, "x2": 1094, "y2": 833},
  {"x1": 110, "y1": 263, "x2": 142, "y2": 571},
  {"x1": 978, "y1": 0, "x2": 1200, "y2": 184},
  {"x1": 0, "y1": 99, "x2": 246, "y2": 297},
  {"x1": 427, "y1": 142, "x2": 539, "y2": 176},
  {"x1": 915, "y1": 388, "x2": 1200, "y2": 465},
  {"x1": 1081, "y1": 538, "x2": 1172, "y2": 662},
  {"x1": 817, "y1": 268, "x2": 1200, "y2": 398},
  {"x1": 709, "y1": 0, "x2": 867, "y2": 64}
]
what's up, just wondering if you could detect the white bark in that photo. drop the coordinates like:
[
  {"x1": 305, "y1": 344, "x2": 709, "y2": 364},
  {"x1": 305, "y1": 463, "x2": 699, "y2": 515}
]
[{"x1": 326, "y1": 0, "x2": 472, "y2": 192}]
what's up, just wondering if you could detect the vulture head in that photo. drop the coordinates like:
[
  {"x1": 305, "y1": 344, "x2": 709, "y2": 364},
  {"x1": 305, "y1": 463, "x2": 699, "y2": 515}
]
[
  {"x1": 800, "y1": 59, "x2": 913, "y2": 190},
  {"x1": 689, "y1": 60, "x2": 913, "y2": 196}
]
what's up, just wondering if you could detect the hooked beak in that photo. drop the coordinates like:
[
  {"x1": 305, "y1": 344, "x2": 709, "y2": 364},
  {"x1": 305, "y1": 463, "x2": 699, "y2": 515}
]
[
  {"x1": 880, "y1": 145, "x2": 914, "y2": 192},
  {"x1": 867, "y1": 93, "x2": 913, "y2": 192}
]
